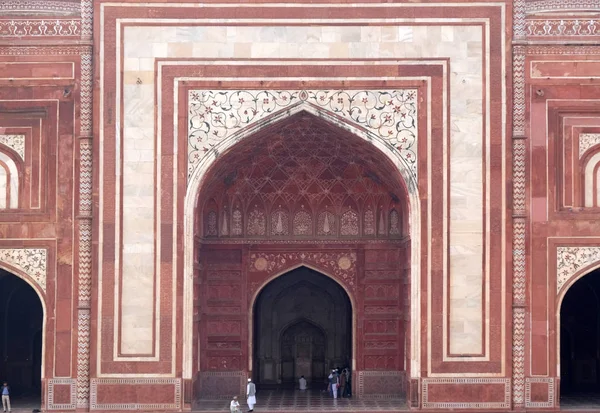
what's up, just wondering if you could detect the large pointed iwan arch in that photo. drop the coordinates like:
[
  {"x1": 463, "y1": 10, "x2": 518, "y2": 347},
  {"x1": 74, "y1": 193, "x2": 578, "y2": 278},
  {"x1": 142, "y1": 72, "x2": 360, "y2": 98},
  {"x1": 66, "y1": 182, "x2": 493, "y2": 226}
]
[
  {"x1": 0, "y1": 259, "x2": 47, "y2": 404},
  {"x1": 183, "y1": 106, "x2": 421, "y2": 390}
]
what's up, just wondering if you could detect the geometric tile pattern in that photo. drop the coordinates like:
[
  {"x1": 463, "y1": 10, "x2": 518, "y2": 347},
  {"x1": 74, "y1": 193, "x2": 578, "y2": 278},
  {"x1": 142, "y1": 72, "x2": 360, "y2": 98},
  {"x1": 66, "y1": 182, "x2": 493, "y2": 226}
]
[
  {"x1": 511, "y1": 42, "x2": 527, "y2": 408},
  {"x1": 76, "y1": 309, "x2": 91, "y2": 408}
]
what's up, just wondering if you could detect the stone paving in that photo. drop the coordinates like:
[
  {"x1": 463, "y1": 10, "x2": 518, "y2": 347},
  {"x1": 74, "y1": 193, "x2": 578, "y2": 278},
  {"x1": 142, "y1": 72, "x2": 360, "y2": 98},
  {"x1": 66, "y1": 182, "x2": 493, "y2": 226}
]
[{"x1": 194, "y1": 389, "x2": 408, "y2": 412}]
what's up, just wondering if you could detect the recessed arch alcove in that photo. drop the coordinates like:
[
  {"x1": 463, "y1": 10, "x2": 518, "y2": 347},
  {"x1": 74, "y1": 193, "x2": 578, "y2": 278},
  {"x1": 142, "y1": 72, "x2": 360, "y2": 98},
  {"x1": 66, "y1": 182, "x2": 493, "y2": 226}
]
[
  {"x1": 558, "y1": 267, "x2": 600, "y2": 407},
  {"x1": 252, "y1": 266, "x2": 352, "y2": 388},
  {"x1": 0, "y1": 267, "x2": 45, "y2": 408},
  {"x1": 190, "y1": 111, "x2": 413, "y2": 402}
]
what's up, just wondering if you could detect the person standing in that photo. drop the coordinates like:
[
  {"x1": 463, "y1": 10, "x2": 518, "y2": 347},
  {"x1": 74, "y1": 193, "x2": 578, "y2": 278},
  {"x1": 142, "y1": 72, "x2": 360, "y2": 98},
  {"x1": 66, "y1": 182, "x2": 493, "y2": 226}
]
[
  {"x1": 330, "y1": 370, "x2": 339, "y2": 399},
  {"x1": 339, "y1": 370, "x2": 346, "y2": 398},
  {"x1": 1, "y1": 382, "x2": 10, "y2": 412},
  {"x1": 246, "y1": 378, "x2": 256, "y2": 412},
  {"x1": 298, "y1": 375, "x2": 307, "y2": 391},
  {"x1": 230, "y1": 396, "x2": 241, "y2": 413}
]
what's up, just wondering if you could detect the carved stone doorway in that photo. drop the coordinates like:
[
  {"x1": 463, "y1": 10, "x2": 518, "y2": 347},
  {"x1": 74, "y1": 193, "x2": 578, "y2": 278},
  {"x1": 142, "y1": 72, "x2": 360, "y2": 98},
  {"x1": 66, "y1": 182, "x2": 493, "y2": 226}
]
[
  {"x1": 253, "y1": 267, "x2": 351, "y2": 389},
  {"x1": 0, "y1": 268, "x2": 43, "y2": 407}
]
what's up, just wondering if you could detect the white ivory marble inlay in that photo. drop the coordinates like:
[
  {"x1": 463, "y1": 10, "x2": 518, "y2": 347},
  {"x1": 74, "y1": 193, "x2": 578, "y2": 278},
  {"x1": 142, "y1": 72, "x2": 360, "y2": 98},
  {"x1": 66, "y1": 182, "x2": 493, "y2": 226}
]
[
  {"x1": 557, "y1": 246, "x2": 600, "y2": 293},
  {"x1": 188, "y1": 89, "x2": 417, "y2": 180},
  {"x1": 0, "y1": 134, "x2": 25, "y2": 161},
  {"x1": 0, "y1": 248, "x2": 47, "y2": 292},
  {"x1": 579, "y1": 133, "x2": 600, "y2": 158}
]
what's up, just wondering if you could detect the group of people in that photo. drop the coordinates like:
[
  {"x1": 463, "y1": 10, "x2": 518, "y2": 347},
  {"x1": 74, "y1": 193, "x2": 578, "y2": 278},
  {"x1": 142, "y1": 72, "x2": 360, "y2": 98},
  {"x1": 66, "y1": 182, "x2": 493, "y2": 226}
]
[
  {"x1": 327, "y1": 367, "x2": 351, "y2": 399},
  {"x1": 230, "y1": 378, "x2": 256, "y2": 413},
  {"x1": 228, "y1": 369, "x2": 352, "y2": 412}
]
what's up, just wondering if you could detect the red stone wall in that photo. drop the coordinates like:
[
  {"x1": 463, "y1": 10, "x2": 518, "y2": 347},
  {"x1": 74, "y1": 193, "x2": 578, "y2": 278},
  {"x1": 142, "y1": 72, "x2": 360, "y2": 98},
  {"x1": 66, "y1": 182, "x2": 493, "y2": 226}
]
[
  {"x1": 523, "y1": 45, "x2": 600, "y2": 409},
  {"x1": 0, "y1": 4, "x2": 90, "y2": 410}
]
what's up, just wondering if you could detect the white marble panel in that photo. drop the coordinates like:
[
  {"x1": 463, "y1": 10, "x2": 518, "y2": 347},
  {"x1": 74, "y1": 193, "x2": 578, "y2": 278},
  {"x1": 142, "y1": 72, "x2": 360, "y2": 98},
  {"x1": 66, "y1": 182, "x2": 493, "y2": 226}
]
[
  {"x1": 584, "y1": 152, "x2": 600, "y2": 207},
  {"x1": 0, "y1": 167, "x2": 6, "y2": 209},
  {"x1": 0, "y1": 151, "x2": 18, "y2": 209},
  {"x1": 120, "y1": 22, "x2": 485, "y2": 356}
]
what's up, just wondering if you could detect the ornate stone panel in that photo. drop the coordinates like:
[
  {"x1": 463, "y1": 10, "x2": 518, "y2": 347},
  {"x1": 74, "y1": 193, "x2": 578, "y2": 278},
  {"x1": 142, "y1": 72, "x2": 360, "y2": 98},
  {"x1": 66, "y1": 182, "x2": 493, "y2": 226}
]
[
  {"x1": 556, "y1": 246, "x2": 600, "y2": 293},
  {"x1": 47, "y1": 378, "x2": 76, "y2": 410},
  {"x1": 0, "y1": 248, "x2": 47, "y2": 292},
  {"x1": 0, "y1": 19, "x2": 81, "y2": 37},
  {"x1": 90, "y1": 378, "x2": 182, "y2": 410},
  {"x1": 188, "y1": 89, "x2": 417, "y2": 180},
  {"x1": 579, "y1": 133, "x2": 600, "y2": 158},
  {"x1": 0, "y1": 134, "x2": 25, "y2": 161},
  {"x1": 248, "y1": 251, "x2": 357, "y2": 293},
  {"x1": 525, "y1": 377, "x2": 555, "y2": 409},
  {"x1": 526, "y1": 19, "x2": 600, "y2": 37},
  {"x1": 422, "y1": 378, "x2": 511, "y2": 409},
  {"x1": 358, "y1": 371, "x2": 405, "y2": 399}
]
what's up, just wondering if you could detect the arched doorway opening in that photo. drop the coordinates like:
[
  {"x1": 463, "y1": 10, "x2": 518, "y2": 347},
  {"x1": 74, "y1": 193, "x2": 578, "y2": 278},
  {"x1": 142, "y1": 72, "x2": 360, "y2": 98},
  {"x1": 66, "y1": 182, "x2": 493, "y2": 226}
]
[
  {"x1": 0, "y1": 268, "x2": 43, "y2": 408},
  {"x1": 192, "y1": 111, "x2": 411, "y2": 402},
  {"x1": 253, "y1": 267, "x2": 352, "y2": 389}
]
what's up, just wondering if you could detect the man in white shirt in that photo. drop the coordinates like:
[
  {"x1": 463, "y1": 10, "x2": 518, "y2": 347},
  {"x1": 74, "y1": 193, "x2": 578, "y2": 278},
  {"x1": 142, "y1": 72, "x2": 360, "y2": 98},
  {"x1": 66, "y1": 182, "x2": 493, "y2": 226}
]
[
  {"x1": 299, "y1": 375, "x2": 307, "y2": 391},
  {"x1": 246, "y1": 378, "x2": 256, "y2": 412},
  {"x1": 230, "y1": 396, "x2": 240, "y2": 413}
]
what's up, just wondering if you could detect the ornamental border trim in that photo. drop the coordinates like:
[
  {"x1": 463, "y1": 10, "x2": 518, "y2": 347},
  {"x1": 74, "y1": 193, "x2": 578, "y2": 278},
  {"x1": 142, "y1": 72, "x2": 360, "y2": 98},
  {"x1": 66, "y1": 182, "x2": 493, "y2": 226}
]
[{"x1": 188, "y1": 89, "x2": 418, "y2": 181}]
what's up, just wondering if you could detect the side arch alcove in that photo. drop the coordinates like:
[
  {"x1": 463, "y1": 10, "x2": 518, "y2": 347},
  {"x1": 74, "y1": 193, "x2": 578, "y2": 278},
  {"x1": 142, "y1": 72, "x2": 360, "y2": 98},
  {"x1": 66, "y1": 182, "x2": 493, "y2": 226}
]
[{"x1": 189, "y1": 111, "x2": 414, "y2": 403}]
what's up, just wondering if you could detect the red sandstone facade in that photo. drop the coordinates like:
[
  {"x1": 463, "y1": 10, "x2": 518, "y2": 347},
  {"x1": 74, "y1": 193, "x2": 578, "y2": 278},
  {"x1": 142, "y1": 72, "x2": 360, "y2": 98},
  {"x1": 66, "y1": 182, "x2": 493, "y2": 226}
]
[{"x1": 0, "y1": 0, "x2": 599, "y2": 411}]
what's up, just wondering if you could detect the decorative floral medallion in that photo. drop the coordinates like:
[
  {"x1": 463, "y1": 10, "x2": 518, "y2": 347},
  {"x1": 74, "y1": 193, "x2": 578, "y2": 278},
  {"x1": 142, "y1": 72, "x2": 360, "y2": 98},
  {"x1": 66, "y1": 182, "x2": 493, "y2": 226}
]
[
  {"x1": 254, "y1": 257, "x2": 268, "y2": 272},
  {"x1": 338, "y1": 256, "x2": 352, "y2": 270}
]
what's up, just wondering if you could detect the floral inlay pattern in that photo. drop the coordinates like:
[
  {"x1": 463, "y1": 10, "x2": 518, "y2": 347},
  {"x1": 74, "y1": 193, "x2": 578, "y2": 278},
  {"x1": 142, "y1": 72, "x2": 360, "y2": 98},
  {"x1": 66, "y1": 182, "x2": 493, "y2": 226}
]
[
  {"x1": 0, "y1": 19, "x2": 81, "y2": 37},
  {"x1": 0, "y1": 134, "x2": 25, "y2": 161},
  {"x1": 526, "y1": 19, "x2": 599, "y2": 37},
  {"x1": 188, "y1": 89, "x2": 417, "y2": 179},
  {"x1": 248, "y1": 251, "x2": 357, "y2": 292},
  {"x1": 579, "y1": 133, "x2": 600, "y2": 158},
  {"x1": 0, "y1": 248, "x2": 47, "y2": 292},
  {"x1": 557, "y1": 246, "x2": 600, "y2": 293}
]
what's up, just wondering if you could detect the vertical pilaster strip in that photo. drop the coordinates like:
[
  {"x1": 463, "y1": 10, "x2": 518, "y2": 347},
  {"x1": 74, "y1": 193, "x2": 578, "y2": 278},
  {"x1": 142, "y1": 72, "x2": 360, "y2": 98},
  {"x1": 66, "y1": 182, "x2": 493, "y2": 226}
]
[
  {"x1": 513, "y1": 0, "x2": 526, "y2": 40},
  {"x1": 76, "y1": 0, "x2": 93, "y2": 403},
  {"x1": 81, "y1": 0, "x2": 93, "y2": 41},
  {"x1": 511, "y1": 44, "x2": 527, "y2": 408}
]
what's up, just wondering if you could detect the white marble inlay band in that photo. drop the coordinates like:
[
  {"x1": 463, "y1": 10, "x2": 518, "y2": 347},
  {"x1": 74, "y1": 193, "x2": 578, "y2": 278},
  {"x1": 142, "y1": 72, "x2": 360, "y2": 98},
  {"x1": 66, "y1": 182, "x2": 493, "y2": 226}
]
[{"x1": 579, "y1": 133, "x2": 600, "y2": 158}]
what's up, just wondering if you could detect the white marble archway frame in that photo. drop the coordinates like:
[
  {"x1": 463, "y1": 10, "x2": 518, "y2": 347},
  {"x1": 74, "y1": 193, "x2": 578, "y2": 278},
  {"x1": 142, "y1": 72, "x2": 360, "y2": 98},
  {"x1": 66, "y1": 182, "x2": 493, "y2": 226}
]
[{"x1": 183, "y1": 102, "x2": 422, "y2": 380}]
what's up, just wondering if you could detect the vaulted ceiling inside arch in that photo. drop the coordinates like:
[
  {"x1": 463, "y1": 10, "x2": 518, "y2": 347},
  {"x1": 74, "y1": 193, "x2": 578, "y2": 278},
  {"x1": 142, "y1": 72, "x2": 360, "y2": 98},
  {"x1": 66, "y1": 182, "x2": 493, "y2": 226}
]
[
  {"x1": 202, "y1": 113, "x2": 406, "y2": 206},
  {"x1": 200, "y1": 112, "x2": 407, "y2": 239}
]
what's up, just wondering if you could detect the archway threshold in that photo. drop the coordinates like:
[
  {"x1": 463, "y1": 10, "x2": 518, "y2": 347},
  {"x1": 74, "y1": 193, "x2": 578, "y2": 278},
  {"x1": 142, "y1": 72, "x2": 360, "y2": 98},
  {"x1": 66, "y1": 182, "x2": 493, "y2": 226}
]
[{"x1": 193, "y1": 389, "x2": 407, "y2": 412}]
